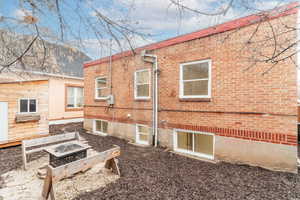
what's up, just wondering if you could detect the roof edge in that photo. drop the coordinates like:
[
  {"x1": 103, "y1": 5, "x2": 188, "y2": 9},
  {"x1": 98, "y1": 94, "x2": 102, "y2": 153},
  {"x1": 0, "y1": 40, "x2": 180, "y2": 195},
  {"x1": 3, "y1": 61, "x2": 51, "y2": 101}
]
[{"x1": 84, "y1": 2, "x2": 299, "y2": 68}]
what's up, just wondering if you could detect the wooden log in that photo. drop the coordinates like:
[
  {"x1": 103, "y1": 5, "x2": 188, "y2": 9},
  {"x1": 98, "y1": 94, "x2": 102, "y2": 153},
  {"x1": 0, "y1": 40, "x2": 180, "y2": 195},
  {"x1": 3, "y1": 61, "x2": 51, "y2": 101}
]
[
  {"x1": 15, "y1": 114, "x2": 40, "y2": 123},
  {"x1": 23, "y1": 132, "x2": 76, "y2": 148},
  {"x1": 41, "y1": 167, "x2": 54, "y2": 200},
  {"x1": 50, "y1": 146, "x2": 120, "y2": 183},
  {"x1": 21, "y1": 140, "x2": 27, "y2": 170},
  {"x1": 105, "y1": 158, "x2": 120, "y2": 176}
]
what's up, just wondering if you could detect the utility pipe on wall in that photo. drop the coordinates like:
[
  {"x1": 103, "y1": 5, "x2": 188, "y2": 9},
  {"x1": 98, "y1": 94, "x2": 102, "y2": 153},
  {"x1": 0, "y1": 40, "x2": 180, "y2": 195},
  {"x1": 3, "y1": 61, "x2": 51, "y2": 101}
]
[{"x1": 141, "y1": 50, "x2": 158, "y2": 147}]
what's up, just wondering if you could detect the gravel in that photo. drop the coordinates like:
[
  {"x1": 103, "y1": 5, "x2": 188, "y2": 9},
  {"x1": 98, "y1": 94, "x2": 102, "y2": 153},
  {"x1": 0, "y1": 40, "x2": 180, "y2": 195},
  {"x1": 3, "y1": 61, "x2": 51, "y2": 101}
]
[
  {"x1": 1, "y1": 133, "x2": 299, "y2": 200},
  {"x1": 74, "y1": 133, "x2": 300, "y2": 200}
]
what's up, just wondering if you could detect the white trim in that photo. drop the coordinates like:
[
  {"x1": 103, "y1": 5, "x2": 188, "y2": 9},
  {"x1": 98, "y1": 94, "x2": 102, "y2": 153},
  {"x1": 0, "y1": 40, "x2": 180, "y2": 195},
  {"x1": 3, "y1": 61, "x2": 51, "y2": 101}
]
[
  {"x1": 0, "y1": 102, "x2": 8, "y2": 142},
  {"x1": 134, "y1": 69, "x2": 151, "y2": 100},
  {"x1": 179, "y1": 59, "x2": 212, "y2": 99},
  {"x1": 10, "y1": 69, "x2": 83, "y2": 80},
  {"x1": 49, "y1": 118, "x2": 83, "y2": 125},
  {"x1": 297, "y1": 7, "x2": 300, "y2": 100},
  {"x1": 18, "y1": 98, "x2": 38, "y2": 114},
  {"x1": 173, "y1": 129, "x2": 215, "y2": 160},
  {"x1": 93, "y1": 119, "x2": 108, "y2": 136},
  {"x1": 135, "y1": 124, "x2": 150, "y2": 145},
  {"x1": 95, "y1": 76, "x2": 108, "y2": 100}
]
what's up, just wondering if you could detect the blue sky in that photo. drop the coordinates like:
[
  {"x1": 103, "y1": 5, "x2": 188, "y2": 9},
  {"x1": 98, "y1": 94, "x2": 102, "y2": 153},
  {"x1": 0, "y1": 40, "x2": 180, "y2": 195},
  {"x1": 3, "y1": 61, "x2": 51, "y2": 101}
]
[{"x1": 0, "y1": 0, "x2": 294, "y2": 59}]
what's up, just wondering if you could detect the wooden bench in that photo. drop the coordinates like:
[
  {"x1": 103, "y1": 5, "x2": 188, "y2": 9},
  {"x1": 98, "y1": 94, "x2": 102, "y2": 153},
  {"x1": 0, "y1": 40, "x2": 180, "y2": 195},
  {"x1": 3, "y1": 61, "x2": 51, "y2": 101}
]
[
  {"x1": 22, "y1": 132, "x2": 80, "y2": 170},
  {"x1": 41, "y1": 145, "x2": 121, "y2": 200}
]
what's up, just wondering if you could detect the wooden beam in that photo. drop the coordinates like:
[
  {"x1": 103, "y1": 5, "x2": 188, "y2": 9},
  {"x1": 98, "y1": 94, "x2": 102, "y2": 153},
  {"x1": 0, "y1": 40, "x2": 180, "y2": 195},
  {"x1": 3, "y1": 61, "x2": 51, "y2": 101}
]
[
  {"x1": 0, "y1": 134, "x2": 49, "y2": 149},
  {"x1": 50, "y1": 145, "x2": 120, "y2": 183},
  {"x1": 23, "y1": 132, "x2": 76, "y2": 147}
]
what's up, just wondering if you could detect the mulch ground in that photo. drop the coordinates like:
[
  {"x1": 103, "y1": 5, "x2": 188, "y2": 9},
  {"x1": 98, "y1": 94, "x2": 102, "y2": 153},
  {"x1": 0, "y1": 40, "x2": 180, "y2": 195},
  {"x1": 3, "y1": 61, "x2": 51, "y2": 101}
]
[{"x1": 1, "y1": 133, "x2": 299, "y2": 200}]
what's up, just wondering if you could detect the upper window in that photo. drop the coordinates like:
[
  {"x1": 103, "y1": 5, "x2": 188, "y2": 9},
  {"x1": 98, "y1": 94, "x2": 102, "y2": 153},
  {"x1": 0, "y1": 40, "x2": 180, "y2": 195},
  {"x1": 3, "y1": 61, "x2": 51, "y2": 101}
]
[
  {"x1": 19, "y1": 98, "x2": 37, "y2": 113},
  {"x1": 180, "y1": 59, "x2": 211, "y2": 98},
  {"x1": 134, "y1": 69, "x2": 150, "y2": 99},
  {"x1": 95, "y1": 77, "x2": 107, "y2": 99},
  {"x1": 67, "y1": 86, "x2": 84, "y2": 109}
]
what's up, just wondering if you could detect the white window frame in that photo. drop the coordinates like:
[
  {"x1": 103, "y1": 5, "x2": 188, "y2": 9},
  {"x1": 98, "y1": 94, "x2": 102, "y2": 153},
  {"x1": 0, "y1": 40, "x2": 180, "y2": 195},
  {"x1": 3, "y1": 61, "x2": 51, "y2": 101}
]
[
  {"x1": 134, "y1": 69, "x2": 151, "y2": 100},
  {"x1": 18, "y1": 98, "x2": 38, "y2": 114},
  {"x1": 95, "y1": 76, "x2": 107, "y2": 100},
  {"x1": 66, "y1": 87, "x2": 84, "y2": 108},
  {"x1": 179, "y1": 59, "x2": 212, "y2": 99},
  {"x1": 173, "y1": 129, "x2": 215, "y2": 160},
  {"x1": 136, "y1": 124, "x2": 150, "y2": 145},
  {"x1": 93, "y1": 119, "x2": 108, "y2": 136}
]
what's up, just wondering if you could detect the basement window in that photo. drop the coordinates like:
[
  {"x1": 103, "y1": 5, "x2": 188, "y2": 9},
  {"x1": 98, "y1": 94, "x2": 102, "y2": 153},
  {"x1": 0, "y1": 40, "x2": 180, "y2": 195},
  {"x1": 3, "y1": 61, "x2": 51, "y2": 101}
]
[
  {"x1": 19, "y1": 98, "x2": 37, "y2": 113},
  {"x1": 134, "y1": 69, "x2": 150, "y2": 99},
  {"x1": 66, "y1": 86, "x2": 83, "y2": 109},
  {"x1": 180, "y1": 59, "x2": 211, "y2": 98},
  {"x1": 174, "y1": 129, "x2": 214, "y2": 159},
  {"x1": 95, "y1": 77, "x2": 107, "y2": 99},
  {"x1": 136, "y1": 124, "x2": 150, "y2": 145},
  {"x1": 93, "y1": 119, "x2": 108, "y2": 135}
]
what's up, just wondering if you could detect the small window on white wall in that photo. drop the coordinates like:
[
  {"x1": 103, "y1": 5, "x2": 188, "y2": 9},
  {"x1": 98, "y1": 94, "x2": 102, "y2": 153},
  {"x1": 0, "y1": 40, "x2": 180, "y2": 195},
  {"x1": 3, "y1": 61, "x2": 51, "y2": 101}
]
[
  {"x1": 180, "y1": 59, "x2": 211, "y2": 98},
  {"x1": 134, "y1": 69, "x2": 150, "y2": 99},
  {"x1": 93, "y1": 119, "x2": 108, "y2": 135},
  {"x1": 174, "y1": 129, "x2": 214, "y2": 159},
  {"x1": 136, "y1": 124, "x2": 150, "y2": 145},
  {"x1": 19, "y1": 98, "x2": 37, "y2": 113},
  {"x1": 95, "y1": 77, "x2": 107, "y2": 99}
]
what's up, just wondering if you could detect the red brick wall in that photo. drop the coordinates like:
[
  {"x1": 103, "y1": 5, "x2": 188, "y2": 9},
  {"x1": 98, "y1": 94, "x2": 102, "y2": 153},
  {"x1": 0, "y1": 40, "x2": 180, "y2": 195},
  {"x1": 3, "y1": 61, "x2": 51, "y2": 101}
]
[{"x1": 84, "y1": 13, "x2": 298, "y2": 146}]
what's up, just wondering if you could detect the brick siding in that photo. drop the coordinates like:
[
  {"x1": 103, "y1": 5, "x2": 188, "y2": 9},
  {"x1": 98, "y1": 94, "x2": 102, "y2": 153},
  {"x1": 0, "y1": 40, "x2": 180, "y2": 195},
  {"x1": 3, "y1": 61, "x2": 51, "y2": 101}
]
[{"x1": 83, "y1": 9, "x2": 298, "y2": 147}]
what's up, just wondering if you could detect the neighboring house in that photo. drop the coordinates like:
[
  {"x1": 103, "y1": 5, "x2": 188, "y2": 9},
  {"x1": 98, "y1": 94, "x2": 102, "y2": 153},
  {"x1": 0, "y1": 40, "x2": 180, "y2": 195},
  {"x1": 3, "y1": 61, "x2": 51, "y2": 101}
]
[
  {"x1": 83, "y1": 3, "x2": 299, "y2": 173},
  {"x1": 0, "y1": 38, "x2": 90, "y2": 147}
]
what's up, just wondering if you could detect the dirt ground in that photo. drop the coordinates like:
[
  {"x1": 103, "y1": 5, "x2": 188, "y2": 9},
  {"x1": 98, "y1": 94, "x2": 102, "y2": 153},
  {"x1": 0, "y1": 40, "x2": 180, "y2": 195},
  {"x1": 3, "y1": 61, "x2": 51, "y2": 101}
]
[
  {"x1": 1, "y1": 133, "x2": 299, "y2": 200},
  {"x1": 0, "y1": 141, "x2": 118, "y2": 200}
]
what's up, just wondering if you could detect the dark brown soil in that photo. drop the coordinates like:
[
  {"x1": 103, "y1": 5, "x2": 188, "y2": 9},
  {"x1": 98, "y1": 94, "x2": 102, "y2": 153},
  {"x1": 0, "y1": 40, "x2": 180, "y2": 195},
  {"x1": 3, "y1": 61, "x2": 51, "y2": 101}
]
[
  {"x1": 74, "y1": 133, "x2": 300, "y2": 200},
  {"x1": 0, "y1": 132, "x2": 299, "y2": 199}
]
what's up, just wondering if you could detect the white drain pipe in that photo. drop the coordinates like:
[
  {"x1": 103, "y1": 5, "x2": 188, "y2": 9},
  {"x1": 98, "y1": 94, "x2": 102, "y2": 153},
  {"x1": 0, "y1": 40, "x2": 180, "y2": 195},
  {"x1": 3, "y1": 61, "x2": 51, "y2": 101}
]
[{"x1": 141, "y1": 50, "x2": 158, "y2": 147}]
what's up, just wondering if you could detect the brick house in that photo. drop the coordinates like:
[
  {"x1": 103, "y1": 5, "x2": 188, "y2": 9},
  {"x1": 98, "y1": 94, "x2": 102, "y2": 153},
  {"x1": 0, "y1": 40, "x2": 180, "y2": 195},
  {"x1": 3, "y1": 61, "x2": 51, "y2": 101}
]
[{"x1": 83, "y1": 3, "x2": 299, "y2": 173}]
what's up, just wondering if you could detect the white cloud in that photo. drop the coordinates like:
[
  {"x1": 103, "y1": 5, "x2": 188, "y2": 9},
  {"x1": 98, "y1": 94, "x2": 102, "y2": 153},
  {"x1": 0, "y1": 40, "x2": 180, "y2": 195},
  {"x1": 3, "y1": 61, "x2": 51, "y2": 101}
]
[
  {"x1": 85, "y1": 0, "x2": 291, "y2": 58},
  {"x1": 113, "y1": 0, "x2": 246, "y2": 35},
  {"x1": 13, "y1": 8, "x2": 33, "y2": 20},
  {"x1": 80, "y1": 36, "x2": 155, "y2": 59},
  {"x1": 254, "y1": 0, "x2": 285, "y2": 10}
]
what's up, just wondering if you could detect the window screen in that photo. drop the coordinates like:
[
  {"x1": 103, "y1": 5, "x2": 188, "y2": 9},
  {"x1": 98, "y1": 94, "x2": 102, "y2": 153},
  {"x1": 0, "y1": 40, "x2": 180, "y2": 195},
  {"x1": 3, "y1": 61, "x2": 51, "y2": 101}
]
[
  {"x1": 176, "y1": 130, "x2": 214, "y2": 157},
  {"x1": 95, "y1": 77, "x2": 107, "y2": 98},
  {"x1": 181, "y1": 60, "x2": 211, "y2": 97},
  {"x1": 95, "y1": 120, "x2": 108, "y2": 134},
  {"x1": 20, "y1": 99, "x2": 37, "y2": 113},
  {"x1": 135, "y1": 70, "x2": 150, "y2": 98},
  {"x1": 67, "y1": 87, "x2": 84, "y2": 108}
]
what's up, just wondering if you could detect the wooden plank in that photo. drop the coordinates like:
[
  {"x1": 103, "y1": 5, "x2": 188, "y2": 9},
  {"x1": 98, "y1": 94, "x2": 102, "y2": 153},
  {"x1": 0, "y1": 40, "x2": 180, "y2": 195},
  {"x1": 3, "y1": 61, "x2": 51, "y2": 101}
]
[
  {"x1": 21, "y1": 141, "x2": 27, "y2": 170},
  {"x1": 0, "y1": 141, "x2": 21, "y2": 148},
  {"x1": 41, "y1": 167, "x2": 53, "y2": 200},
  {"x1": 23, "y1": 132, "x2": 76, "y2": 147},
  {"x1": 26, "y1": 147, "x2": 46, "y2": 154},
  {"x1": 105, "y1": 158, "x2": 120, "y2": 176},
  {"x1": 50, "y1": 146, "x2": 120, "y2": 183},
  {"x1": 15, "y1": 114, "x2": 41, "y2": 123},
  {"x1": 0, "y1": 134, "x2": 49, "y2": 149}
]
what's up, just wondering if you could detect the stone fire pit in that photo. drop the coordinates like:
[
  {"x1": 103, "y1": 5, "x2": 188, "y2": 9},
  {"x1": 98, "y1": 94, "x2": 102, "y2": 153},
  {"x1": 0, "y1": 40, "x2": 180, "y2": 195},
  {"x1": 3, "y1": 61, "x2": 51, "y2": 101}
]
[{"x1": 43, "y1": 141, "x2": 90, "y2": 168}]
